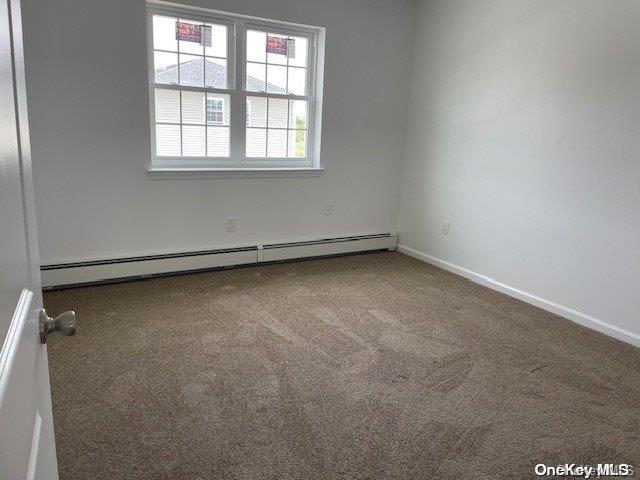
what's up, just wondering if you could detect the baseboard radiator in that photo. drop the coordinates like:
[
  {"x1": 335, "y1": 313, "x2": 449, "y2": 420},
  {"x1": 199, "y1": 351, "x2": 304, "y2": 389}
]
[{"x1": 41, "y1": 233, "x2": 397, "y2": 289}]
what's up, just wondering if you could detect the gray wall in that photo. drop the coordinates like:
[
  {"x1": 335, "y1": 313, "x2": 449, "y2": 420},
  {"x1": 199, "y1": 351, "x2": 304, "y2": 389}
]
[
  {"x1": 398, "y1": 0, "x2": 640, "y2": 343},
  {"x1": 22, "y1": 0, "x2": 414, "y2": 263}
]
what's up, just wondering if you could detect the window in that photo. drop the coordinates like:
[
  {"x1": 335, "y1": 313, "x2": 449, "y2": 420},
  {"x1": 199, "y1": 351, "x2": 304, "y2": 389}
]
[
  {"x1": 147, "y1": 3, "x2": 324, "y2": 173},
  {"x1": 206, "y1": 98, "x2": 224, "y2": 125}
]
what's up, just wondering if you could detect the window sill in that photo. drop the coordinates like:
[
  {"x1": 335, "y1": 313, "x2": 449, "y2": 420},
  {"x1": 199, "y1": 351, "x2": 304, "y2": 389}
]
[{"x1": 147, "y1": 167, "x2": 325, "y2": 179}]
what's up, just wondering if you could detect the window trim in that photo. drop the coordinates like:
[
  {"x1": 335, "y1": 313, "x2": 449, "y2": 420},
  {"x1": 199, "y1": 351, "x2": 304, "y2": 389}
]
[{"x1": 146, "y1": 1, "x2": 324, "y2": 175}]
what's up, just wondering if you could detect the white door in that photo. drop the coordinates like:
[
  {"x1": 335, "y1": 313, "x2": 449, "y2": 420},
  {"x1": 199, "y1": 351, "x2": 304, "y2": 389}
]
[{"x1": 0, "y1": 0, "x2": 70, "y2": 478}]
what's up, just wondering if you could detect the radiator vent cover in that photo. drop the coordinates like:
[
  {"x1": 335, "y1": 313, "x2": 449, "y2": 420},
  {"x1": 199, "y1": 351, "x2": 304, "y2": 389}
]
[{"x1": 41, "y1": 232, "x2": 397, "y2": 289}]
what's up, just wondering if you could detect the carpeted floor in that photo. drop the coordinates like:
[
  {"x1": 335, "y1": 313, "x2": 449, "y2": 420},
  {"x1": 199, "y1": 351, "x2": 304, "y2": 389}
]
[{"x1": 44, "y1": 252, "x2": 640, "y2": 480}]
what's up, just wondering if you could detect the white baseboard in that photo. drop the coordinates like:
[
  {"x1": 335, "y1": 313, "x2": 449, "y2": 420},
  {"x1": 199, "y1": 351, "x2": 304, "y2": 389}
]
[
  {"x1": 42, "y1": 233, "x2": 397, "y2": 289},
  {"x1": 398, "y1": 245, "x2": 640, "y2": 349},
  {"x1": 41, "y1": 249, "x2": 258, "y2": 289},
  {"x1": 260, "y1": 235, "x2": 396, "y2": 262}
]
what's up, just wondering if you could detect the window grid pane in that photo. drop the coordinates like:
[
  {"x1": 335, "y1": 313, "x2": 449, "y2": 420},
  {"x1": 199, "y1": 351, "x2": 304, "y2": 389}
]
[
  {"x1": 155, "y1": 89, "x2": 180, "y2": 123},
  {"x1": 288, "y1": 129, "x2": 307, "y2": 158},
  {"x1": 154, "y1": 51, "x2": 178, "y2": 84},
  {"x1": 207, "y1": 126, "x2": 230, "y2": 157},
  {"x1": 205, "y1": 24, "x2": 227, "y2": 58},
  {"x1": 156, "y1": 124, "x2": 181, "y2": 156},
  {"x1": 153, "y1": 15, "x2": 178, "y2": 52},
  {"x1": 246, "y1": 62, "x2": 266, "y2": 92},
  {"x1": 268, "y1": 98, "x2": 287, "y2": 128},
  {"x1": 246, "y1": 128, "x2": 266, "y2": 157},
  {"x1": 205, "y1": 57, "x2": 228, "y2": 89},
  {"x1": 267, "y1": 129, "x2": 287, "y2": 157},
  {"x1": 266, "y1": 65, "x2": 287, "y2": 93},
  {"x1": 181, "y1": 90, "x2": 205, "y2": 124},
  {"x1": 182, "y1": 125, "x2": 206, "y2": 156}
]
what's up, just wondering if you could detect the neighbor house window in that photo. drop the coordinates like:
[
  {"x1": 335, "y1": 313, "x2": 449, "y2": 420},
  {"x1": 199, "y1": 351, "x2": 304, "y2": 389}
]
[
  {"x1": 206, "y1": 98, "x2": 224, "y2": 125},
  {"x1": 147, "y1": 2, "x2": 324, "y2": 172}
]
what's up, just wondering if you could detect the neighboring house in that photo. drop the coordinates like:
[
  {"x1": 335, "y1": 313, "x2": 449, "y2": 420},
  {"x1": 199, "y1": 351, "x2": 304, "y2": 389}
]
[{"x1": 155, "y1": 58, "x2": 288, "y2": 128}]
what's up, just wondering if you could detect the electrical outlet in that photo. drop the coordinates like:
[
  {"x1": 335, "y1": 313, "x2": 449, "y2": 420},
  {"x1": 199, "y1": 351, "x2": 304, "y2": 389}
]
[
  {"x1": 325, "y1": 202, "x2": 334, "y2": 215},
  {"x1": 442, "y1": 220, "x2": 450, "y2": 235},
  {"x1": 225, "y1": 217, "x2": 237, "y2": 233}
]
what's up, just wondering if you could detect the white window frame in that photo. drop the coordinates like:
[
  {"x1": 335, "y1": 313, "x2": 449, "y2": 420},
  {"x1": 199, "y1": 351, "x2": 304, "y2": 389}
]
[{"x1": 146, "y1": 1, "x2": 325, "y2": 176}]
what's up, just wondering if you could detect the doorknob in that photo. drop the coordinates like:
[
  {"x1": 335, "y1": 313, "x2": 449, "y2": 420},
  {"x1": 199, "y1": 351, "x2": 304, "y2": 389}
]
[{"x1": 39, "y1": 309, "x2": 76, "y2": 343}]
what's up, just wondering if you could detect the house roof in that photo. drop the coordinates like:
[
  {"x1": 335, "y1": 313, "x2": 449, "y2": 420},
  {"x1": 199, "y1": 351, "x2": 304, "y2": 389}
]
[{"x1": 155, "y1": 58, "x2": 286, "y2": 94}]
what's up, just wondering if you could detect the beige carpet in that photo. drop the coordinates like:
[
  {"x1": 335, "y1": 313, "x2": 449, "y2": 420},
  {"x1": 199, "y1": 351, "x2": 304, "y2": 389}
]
[{"x1": 44, "y1": 252, "x2": 640, "y2": 480}]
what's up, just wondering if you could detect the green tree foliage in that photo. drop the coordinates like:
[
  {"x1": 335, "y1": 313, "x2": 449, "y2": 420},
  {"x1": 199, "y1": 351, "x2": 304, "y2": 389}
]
[{"x1": 295, "y1": 117, "x2": 305, "y2": 157}]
